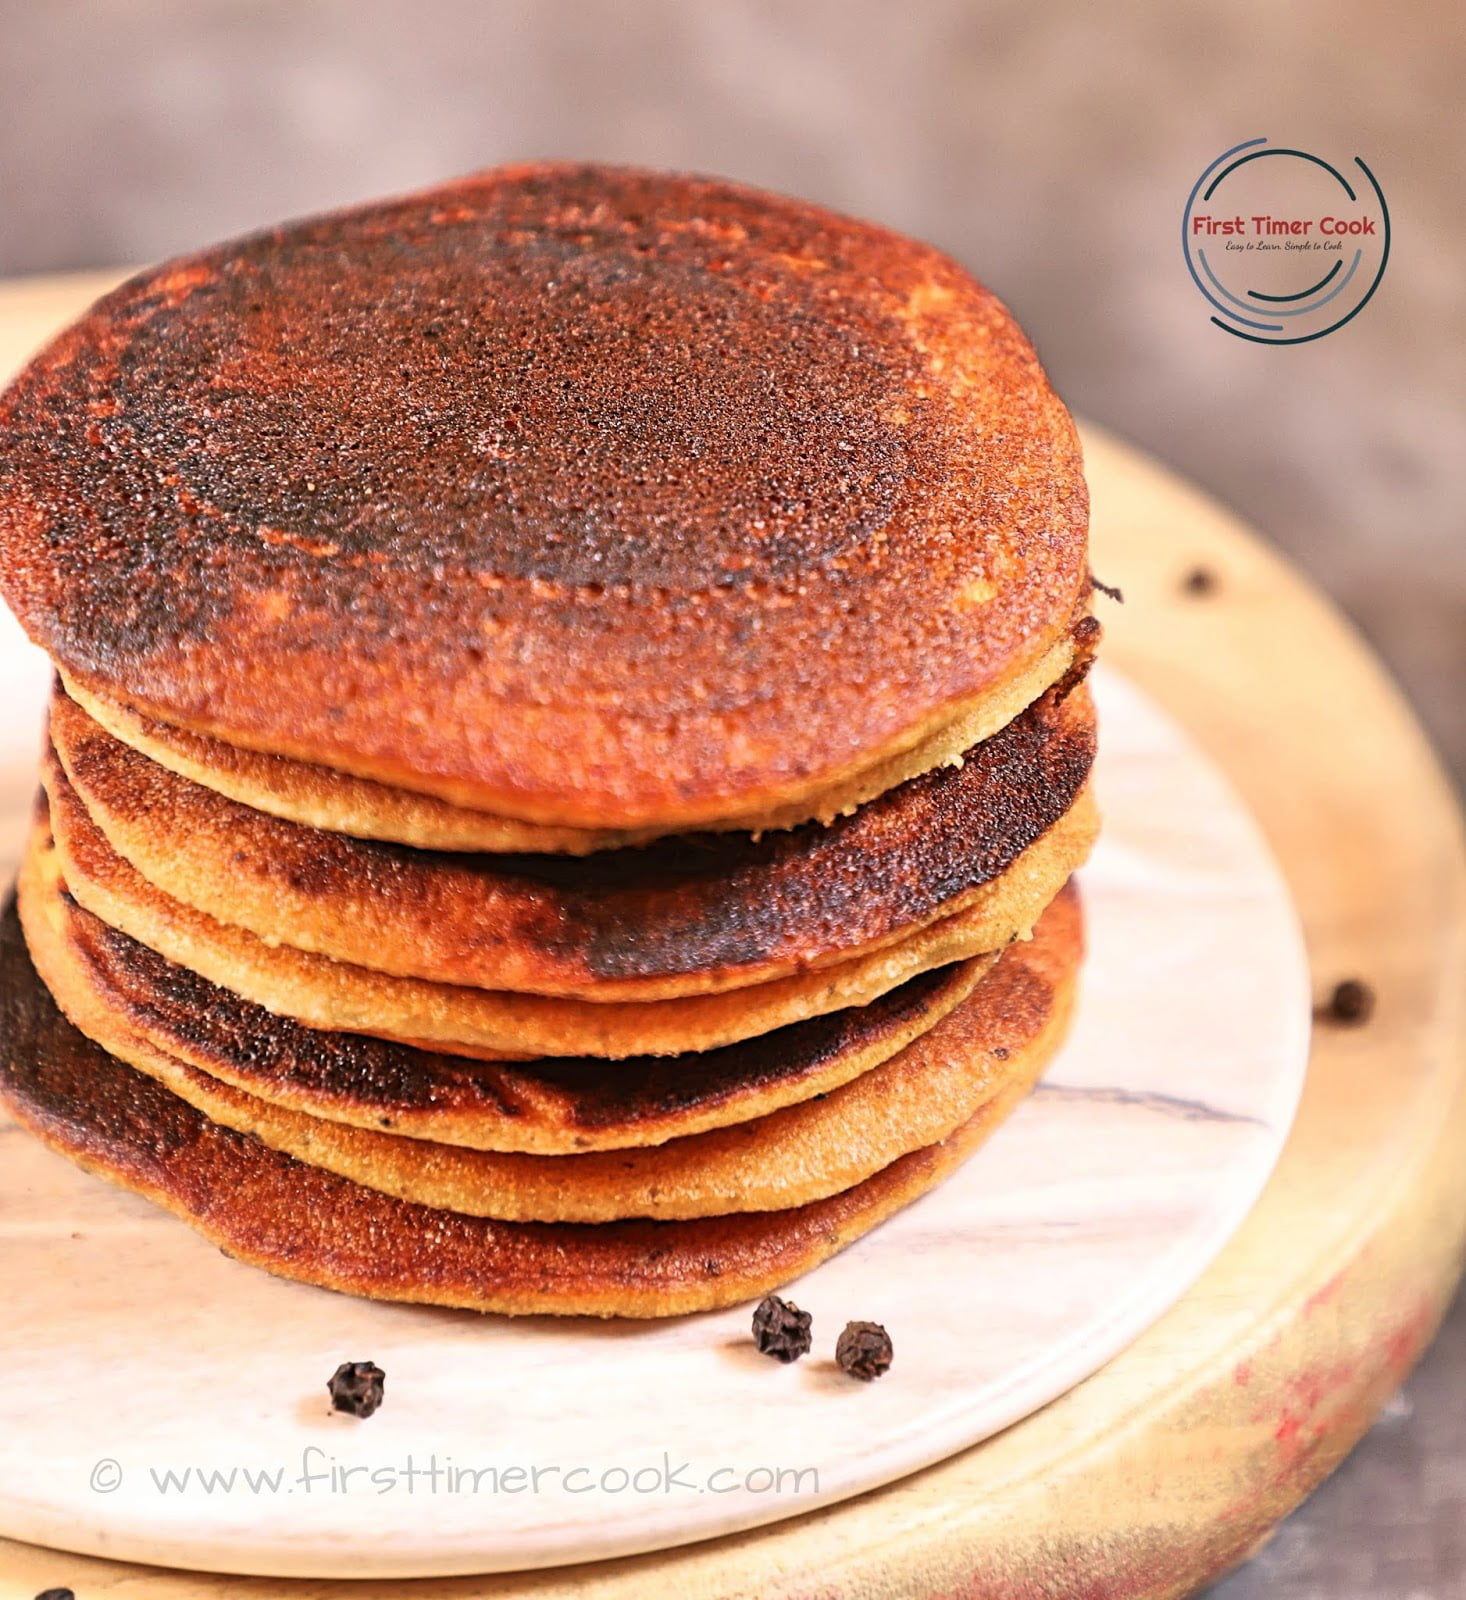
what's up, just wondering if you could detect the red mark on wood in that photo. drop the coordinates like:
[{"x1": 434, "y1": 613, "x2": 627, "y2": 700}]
[{"x1": 1302, "y1": 1267, "x2": 1348, "y2": 1317}]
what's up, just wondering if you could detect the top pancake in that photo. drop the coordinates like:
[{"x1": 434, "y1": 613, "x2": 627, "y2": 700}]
[{"x1": 0, "y1": 163, "x2": 1089, "y2": 830}]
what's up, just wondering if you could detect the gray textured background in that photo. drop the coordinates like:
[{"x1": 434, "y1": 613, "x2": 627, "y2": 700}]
[
  {"x1": 1, "y1": 0, "x2": 1462, "y2": 782},
  {"x1": 0, "y1": 4, "x2": 1462, "y2": 1596}
]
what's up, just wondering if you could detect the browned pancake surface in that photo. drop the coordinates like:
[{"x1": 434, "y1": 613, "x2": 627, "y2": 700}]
[
  {"x1": 24, "y1": 858, "x2": 1080, "y2": 1218},
  {"x1": 0, "y1": 164, "x2": 1088, "y2": 828},
  {"x1": 28, "y1": 864, "x2": 990, "y2": 1153},
  {"x1": 0, "y1": 894, "x2": 1054, "y2": 1317},
  {"x1": 52, "y1": 678, "x2": 1095, "y2": 996},
  {"x1": 44, "y1": 764, "x2": 1094, "y2": 1058}
]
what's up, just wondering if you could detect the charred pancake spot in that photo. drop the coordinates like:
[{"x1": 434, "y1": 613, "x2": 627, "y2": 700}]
[
  {"x1": 103, "y1": 236, "x2": 917, "y2": 598},
  {"x1": 32, "y1": 877, "x2": 976, "y2": 1151},
  {"x1": 0, "y1": 897, "x2": 197, "y2": 1162}
]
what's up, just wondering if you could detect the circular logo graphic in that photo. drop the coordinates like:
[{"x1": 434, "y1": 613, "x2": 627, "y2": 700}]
[{"x1": 1182, "y1": 138, "x2": 1390, "y2": 344}]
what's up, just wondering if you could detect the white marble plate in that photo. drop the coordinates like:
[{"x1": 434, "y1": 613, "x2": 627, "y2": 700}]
[{"x1": 0, "y1": 608, "x2": 1311, "y2": 1580}]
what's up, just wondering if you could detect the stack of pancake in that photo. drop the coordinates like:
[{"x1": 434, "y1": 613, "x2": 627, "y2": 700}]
[{"x1": 0, "y1": 164, "x2": 1098, "y2": 1318}]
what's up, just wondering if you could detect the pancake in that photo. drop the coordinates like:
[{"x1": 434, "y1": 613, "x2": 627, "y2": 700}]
[
  {"x1": 0, "y1": 163, "x2": 1089, "y2": 831},
  {"x1": 20, "y1": 853, "x2": 993, "y2": 1154},
  {"x1": 51, "y1": 675, "x2": 1096, "y2": 998},
  {"x1": 0, "y1": 894, "x2": 1053, "y2": 1316},
  {"x1": 43, "y1": 766, "x2": 1097, "y2": 1059},
  {"x1": 62, "y1": 611, "x2": 1090, "y2": 853},
  {"x1": 23, "y1": 856, "x2": 1080, "y2": 1219}
]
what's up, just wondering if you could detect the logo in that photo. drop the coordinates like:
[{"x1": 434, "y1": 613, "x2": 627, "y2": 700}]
[{"x1": 1182, "y1": 138, "x2": 1389, "y2": 344}]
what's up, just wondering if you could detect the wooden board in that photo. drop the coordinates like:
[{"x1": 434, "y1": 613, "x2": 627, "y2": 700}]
[
  {"x1": 0, "y1": 668, "x2": 1313, "y2": 1578},
  {"x1": 1, "y1": 273, "x2": 1464, "y2": 1600}
]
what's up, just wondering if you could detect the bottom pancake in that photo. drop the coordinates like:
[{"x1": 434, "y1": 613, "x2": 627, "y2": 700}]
[
  {"x1": 21, "y1": 855, "x2": 1080, "y2": 1220},
  {"x1": 0, "y1": 895, "x2": 1063, "y2": 1317}
]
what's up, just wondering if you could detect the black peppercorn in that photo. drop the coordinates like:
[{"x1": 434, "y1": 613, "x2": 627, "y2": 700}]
[
  {"x1": 1182, "y1": 565, "x2": 1218, "y2": 596},
  {"x1": 1318, "y1": 979, "x2": 1375, "y2": 1027},
  {"x1": 328, "y1": 1360, "x2": 386, "y2": 1418},
  {"x1": 836, "y1": 1320, "x2": 893, "y2": 1381},
  {"x1": 35, "y1": 1589, "x2": 75, "y2": 1600},
  {"x1": 751, "y1": 1294, "x2": 813, "y2": 1363}
]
